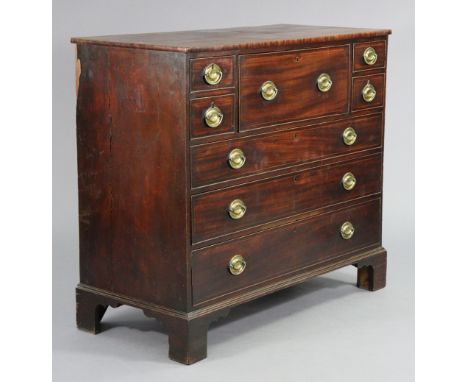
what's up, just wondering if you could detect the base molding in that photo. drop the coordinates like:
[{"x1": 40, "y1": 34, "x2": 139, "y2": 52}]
[{"x1": 76, "y1": 245, "x2": 387, "y2": 364}]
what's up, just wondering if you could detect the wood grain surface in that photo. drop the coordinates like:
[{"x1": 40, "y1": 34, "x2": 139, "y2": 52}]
[
  {"x1": 239, "y1": 45, "x2": 350, "y2": 130},
  {"x1": 192, "y1": 153, "x2": 382, "y2": 243},
  {"x1": 76, "y1": 45, "x2": 191, "y2": 310},
  {"x1": 190, "y1": 94, "x2": 236, "y2": 138},
  {"x1": 190, "y1": 55, "x2": 235, "y2": 92},
  {"x1": 353, "y1": 40, "x2": 387, "y2": 72},
  {"x1": 192, "y1": 198, "x2": 381, "y2": 304},
  {"x1": 71, "y1": 24, "x2": 391, "y2": 52},
  {"x1": 191, "y1": 113, "x2": 383, "y2": 187},
  {"x1": 73, "y1": 25, "x2": 390, "y2": 364},
  {"x1": 352, "y1": 73, "x2": 386, "y2": 111}
]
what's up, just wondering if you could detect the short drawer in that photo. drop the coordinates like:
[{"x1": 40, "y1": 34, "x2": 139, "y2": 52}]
[
  {"x1": 192, "y1": 198, "x2": 381, "y2": 305},
  {"x1": 190, "y1": 56, "x2": 235, "y2": 92},
  {"x1": 352, "y1": 74, "x2": 385, "y2": 111},
  {"x1": 191, "y1": 153, "x2": 382, "y2": 243},
  {"x1": 353, "y1": 40, "x2": 387, "y2": 71},
  {"x1": 190, "y1": 94, "x2": 235, "y2": 138},
  {"x1": 239, "y1": 45, "x2": 350, "y2": 130},
  {"x1": 191, "y1": 113, "x2": 383, "y2": 187}
]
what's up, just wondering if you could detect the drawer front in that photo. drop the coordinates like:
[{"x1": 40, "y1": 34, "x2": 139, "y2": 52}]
[
  {"x1": 352, "y1": 74, "x2": 385, "y2": 111},
  {"x1": 192, "y1": 198, "x2": 381, "y2": 305},
  {"x1": 190, "y1": 94, "x2": 235, "y2": 138},
  {"x1": 353, "y1": 40, "x2": 387, "y2": 71},
  {"x1": 191, "y1": 113, "x2": 383, "y2": 187},
  {"x1": 190, "y1": 56, "x2": 235, "y2": 92},
  {"x1": 192, "y1": 154, "x2": 382, "y2": 243},
  {"x1": 239, "y1": 46, "x2": 350, "y2": 130}
]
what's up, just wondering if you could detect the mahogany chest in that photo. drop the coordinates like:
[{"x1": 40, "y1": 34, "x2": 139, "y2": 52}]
[{"x1": 72, "y1": 24, "x2": 391, "y2": 364}]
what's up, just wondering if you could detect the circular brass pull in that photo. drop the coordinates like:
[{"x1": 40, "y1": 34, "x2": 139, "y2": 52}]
[
  {"x1": 317, "y1": 73, "x2": 333, "y2": 92},
  {"x1": 228, "y1": 199, "x2": 247, "y2": 220},
  {"x1": 340, "y1": 221, "x2": 355, "y2": 240},
  {"x1": 228, "y1": 148, "x2": 246, "y2": 169},
  {"x1": 228, "y1": 255, "x2": 246, "y2": 275},
  {"x1": 363, "y1": 47, "x2": 378, "y2": 65},
  {"x1": 342, "y1": 127, "x2": 357, "y2": 146},
  {"x1": 362, "y1": 81, "x2": 376, "y2": 103},
  {"x1": 342, "y1": 172, "x2": 357, "y2": 191},
  {"x1": 260, "y1": 80, "x2": 278, "y2": 101},
  {"x1": 204, "y1": 104, "x2": 223, "y2": 128},
  {"x1": 203, "y1": 63, "x2": 223, "y2": 85}
]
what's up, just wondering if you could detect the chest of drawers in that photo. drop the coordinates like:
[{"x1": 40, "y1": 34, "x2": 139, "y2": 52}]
[{"x1": 72, "y1": 24, "x2": 391, "y2": 364}]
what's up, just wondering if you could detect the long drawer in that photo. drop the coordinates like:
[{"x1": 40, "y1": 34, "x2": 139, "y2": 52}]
[
  {"x1": 192, "y1": 198, "x2": 381, "y2": 305},
  {"x1": 191, "y1": 113, "x2": 383, "y2": 187},
  {"x1": 191, "y1": 153, "x2": 382, "y2": 243}
]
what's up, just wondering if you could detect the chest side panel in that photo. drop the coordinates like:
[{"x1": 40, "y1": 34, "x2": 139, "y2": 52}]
[{"x1": 76, "y1": 45, "x2": 190, "y2": 310}]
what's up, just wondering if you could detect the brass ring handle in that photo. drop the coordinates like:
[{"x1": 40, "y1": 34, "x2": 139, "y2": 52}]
[
  {"x1": 362, "y1": 81, "x2": 377, "y2": 103},
  {"x1": 228, "y1": 199, "x2": 247, "y2": 219},
  {"x1": 203, "y1": 63, "x2": 223, "y2": 85},
  {"x1": 363, "y1": 47, "x2": 378, "y2": 65},
  {"x1": 340, "y1": 221, "x2": 355, "y2": 240},
  {"x1": 228, "y1": 254, "x2": 246, "y2": 275},
  {"x1": 204, "y1": 104, "x2": 224, "y2": 128},
  {"x1": 342, "y1": 127, "x2": 357, "y2": 146},
  {"x1": 228, "y1": 148, "x2": 246, "y2": 169},
  {"x1": 260, "y1": 80, "x2": 278, "y2": 101},
  {"x1": 342, "y1": 172, "x2": 357, "y2": 191},
  {"x1": 317, "y1": 73, "x2": 333, "y2": 92}
]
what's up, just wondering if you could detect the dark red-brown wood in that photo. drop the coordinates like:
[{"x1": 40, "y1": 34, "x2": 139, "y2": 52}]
[
  {"x1": 76, "y1": 287, "x2": 121, "y2": 334},
  {"x1": 190, "y1": 55, "x2": 235, "y2": 92},
  {"x1": 192, "y1": 198, "x2": 381, "y2": 304},
  {"x1": 353, "y1": 40, "x2": 387, "y2": 72},
  {"x1": 190, "y1": 93, "x2": 236, "y2": 138},
  {"x1": 71, "y1": 24, "x2": 391, "y2": 53},
  {"x1": 73, "y1": 24, "x2": 390, "y2": 365},
  {"x1": 356, "y1": 250, "x2": 387, "y2": 291},
  {"x1": 239, "y1": 45, "x2": 350, "y2": 130},
  {"x1": 352, "y1": 73, "x2": 386, "y2": 111},
  {"x1": 191, "y1": 113, "x2": 383, "y2": 187},
  {"x1": 192, "y1": 153, "x2": 382, "y2": 243},
  {"x1": 76, "y1": 45, "x2": 190, "y2": 311}
]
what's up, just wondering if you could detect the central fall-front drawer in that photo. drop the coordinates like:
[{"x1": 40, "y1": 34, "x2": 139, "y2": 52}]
[
  {"x1": 191, "y1": 153, "x2": 382, "y2": 243},
  {"x1": 192, "y1": 198, "x2": 381, "y2": 305},
  {"x1": 239, "y1": 45, "x2": 350, "y2": 130}
]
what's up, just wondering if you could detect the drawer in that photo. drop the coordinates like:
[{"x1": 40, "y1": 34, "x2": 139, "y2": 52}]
[
  {"x1": 192, "y1": 198, "x2": 381, "y2": 305},
  {"x1": 353, "y1": 40, "x2": 387, "y2": 71},
  {"x1": 192, "y1": 153, "x2": 382, "y2": 243},
  {"x1": 352, "y1": 74, "x2": 385, "y2": 111},
  {"x1": 191, "y1": 113, "x2": 383, "y2": 187},
  {"x1": 190, "y1": 56, "x2": 235, "y2": 92},
  {"x1": 190, "y1": 94, "x2": 235, "y2": 138},
  {"x1": 239, "y1": 46, "x2": 350, "y2": 130}
]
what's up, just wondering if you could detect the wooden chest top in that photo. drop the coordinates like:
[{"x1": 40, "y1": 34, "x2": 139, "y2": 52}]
[{"x1": 71, "y1": 24, "x2": 391, "y2": 52}]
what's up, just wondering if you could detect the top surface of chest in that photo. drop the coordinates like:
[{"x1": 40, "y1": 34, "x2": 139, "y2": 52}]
[{"x1": 71, "y1": 24, "x2": 391, "y2": 52}]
